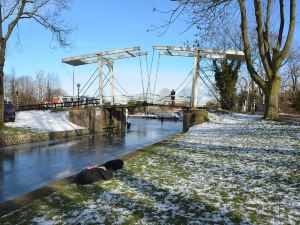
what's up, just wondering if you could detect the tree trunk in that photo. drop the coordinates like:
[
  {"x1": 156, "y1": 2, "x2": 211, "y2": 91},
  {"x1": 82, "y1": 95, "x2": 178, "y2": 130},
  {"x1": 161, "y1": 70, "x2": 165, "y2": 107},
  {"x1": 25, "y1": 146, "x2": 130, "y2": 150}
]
[
  {"x1": 0, "y1": 63, "x2": 4, "y2": 127},
  {"x1": 264, "y1": 77, "x2": 281, "y2": 119}
]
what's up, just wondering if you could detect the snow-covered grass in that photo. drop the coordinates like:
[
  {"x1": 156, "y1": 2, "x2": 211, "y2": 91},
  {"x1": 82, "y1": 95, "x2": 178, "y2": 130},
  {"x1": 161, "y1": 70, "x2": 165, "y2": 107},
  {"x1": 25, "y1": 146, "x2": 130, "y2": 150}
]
[
  {"x1": 1, "y1": 112, "x2": 299, "y2": 224},
  {"x1": 5, "y1": 110, "x2": 85, "y2": 132}
]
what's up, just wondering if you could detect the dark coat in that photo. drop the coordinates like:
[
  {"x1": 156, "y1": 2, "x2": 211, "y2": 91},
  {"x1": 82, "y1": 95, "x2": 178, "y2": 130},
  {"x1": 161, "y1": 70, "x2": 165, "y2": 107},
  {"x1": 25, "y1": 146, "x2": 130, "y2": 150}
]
[
  {"x1": 75, "y1": 168, "x2": 113, "y2": 185},
  {"x1": 104, "y1": 159, "x2": 124, "y2": 171},
  {"x1": 75, "y1": 159, "x2": 124, "y2": 185}
]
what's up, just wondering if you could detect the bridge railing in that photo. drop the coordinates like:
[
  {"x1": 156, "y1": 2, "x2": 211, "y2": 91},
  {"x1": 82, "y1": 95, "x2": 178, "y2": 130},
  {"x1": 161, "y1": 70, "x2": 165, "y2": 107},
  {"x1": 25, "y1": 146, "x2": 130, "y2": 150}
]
[
  {"x1": 17, "y1": 95, "x2": 193, "y2": 111},
  {"x1": 18, "y1": 99, "x2": 100, "y2": 111}
]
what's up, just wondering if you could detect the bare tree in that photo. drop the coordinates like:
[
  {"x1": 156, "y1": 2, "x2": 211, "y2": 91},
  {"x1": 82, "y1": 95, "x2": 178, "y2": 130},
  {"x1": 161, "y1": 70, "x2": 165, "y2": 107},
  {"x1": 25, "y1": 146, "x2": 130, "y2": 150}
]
[
  {"x1": 239, "y1": 0, "x2": 296, "y2": 119},
  {"x1": 35, "y1": 71, "x2": 66, "y2": 102},
  {"x1": 46, "y1": 72, "x2": 63, "y2": 97},
  {"x1": 157, "y1": 0, "x2": 296, "y2": 119},
  {"x1": 35, "y1": 70, "x2": 47, "y2": 102},
  {"x1": 3, "y1": 73, "x2": 11, "y2": 102},
  {"x1": 15, "y1": 76, "x2": 36, "y2": 105},
  {"x1": 3, "y1": 67, "x2": 16, "y2": 103},
  {"x1": 282, "y1": 42, "x2": 300, "y2": 96},
  {"x1": 0, "y1": 0, "x2": 72, "y2": 126}
]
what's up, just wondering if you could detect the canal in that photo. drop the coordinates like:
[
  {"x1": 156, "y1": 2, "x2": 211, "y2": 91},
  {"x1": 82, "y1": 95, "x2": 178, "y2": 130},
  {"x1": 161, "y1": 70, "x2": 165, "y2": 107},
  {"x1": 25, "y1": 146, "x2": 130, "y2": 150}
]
[{"x1": 0, "y1": 118, "x2": 182, "y2": 203}]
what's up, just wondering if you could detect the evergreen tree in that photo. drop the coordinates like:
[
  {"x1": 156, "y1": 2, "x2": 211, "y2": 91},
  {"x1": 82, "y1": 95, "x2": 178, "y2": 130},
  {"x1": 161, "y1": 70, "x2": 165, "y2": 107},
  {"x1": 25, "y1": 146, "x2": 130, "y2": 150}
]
[{"x1": 213, "y1": 60, "x2": 241, "y2": 110}]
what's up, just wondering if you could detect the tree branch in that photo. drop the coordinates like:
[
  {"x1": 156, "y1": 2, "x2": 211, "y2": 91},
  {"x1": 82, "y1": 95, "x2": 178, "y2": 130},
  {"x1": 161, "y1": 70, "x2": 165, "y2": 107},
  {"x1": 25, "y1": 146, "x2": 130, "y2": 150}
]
[
  {"x1": 263, "y1": 0, "x2": 272, "y2": 66},
  {"x1": 238, "y1": 0, "x2": 266, "y2": 90},
  {"x1": 254, "y1": 0, "x2": 272, "y2": 78},
  {"x1": 21, "y1": 11, "x2": 71, "y2": 47},
  {"x1": 277, "y1": 0, "x2": 296, "y2": 66},
  {"x1": 4, "y1": 0, "x2": 27, "y2": 42},
  {"x1": 1, "y1": 1, "x2": 20, "y2": 22},
  {"x1": 277, "y1": 0, "x2": 285, "y2": 49},
  {"x1": 149, "y1": 0, "x2": 190, "y2": 36}
]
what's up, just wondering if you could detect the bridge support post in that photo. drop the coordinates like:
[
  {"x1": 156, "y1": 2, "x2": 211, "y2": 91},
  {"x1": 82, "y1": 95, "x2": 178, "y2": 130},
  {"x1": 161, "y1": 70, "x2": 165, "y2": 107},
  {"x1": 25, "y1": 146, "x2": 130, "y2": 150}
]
[
  {"x1": 191, "y1": 51, "x2": 200, "y2": 107},
  {"x1": 98, "y1": 57, "x2": 104, "y2": 106},
  {"x1": 183, "y1": 108, "x2": 208, "y2": 132},
  {"x1": 107, "y1": 61, "x2": 115, "y2": 105},
  {"x1": 69, "y1": 107, "x2": 126, "y2": 133}
]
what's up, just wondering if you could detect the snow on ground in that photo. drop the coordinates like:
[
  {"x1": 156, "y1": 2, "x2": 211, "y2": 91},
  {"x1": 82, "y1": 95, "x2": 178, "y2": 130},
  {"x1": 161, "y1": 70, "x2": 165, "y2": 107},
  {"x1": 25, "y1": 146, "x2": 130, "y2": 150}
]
[
  {"x1": 5, "y1": 110, "x2": 85, "y2": 131},
  {"x1": 1, "y1": 112, "x2": 299, "y2": 224}
]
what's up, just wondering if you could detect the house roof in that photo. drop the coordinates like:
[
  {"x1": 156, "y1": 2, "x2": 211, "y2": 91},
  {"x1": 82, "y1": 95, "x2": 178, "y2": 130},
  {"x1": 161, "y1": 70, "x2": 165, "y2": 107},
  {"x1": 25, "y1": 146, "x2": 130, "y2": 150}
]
[{"x1": 41, "y1": 97, "x2": 62, "y2": 104}]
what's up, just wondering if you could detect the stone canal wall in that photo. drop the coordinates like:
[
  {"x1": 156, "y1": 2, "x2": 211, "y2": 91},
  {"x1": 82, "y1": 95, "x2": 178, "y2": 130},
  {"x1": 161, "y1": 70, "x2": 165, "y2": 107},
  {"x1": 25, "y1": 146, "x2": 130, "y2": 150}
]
[
  {"x1": 69, "y1": 107, "x2": 126, "y2": 133},
  {"x1": 183, "y1": 108, "x2": 208, "y2": 132},
  {"x1": 0, "y1": 129, "x2": 89, "y2": 147}
]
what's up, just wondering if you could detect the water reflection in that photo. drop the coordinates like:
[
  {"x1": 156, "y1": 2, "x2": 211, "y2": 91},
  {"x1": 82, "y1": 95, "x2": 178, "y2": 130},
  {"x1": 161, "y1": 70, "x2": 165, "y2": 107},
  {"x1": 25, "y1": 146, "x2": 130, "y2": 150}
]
[{"x1": 0, "y1": 118, "x2": 182, "y2": 203}]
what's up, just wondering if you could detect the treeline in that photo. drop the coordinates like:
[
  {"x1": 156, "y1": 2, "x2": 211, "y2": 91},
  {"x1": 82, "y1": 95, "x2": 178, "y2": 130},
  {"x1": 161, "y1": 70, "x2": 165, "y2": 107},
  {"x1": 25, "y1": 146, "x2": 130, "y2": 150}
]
[{"x1": 4, "y1": 69, "x2": 67, "y2": 106}]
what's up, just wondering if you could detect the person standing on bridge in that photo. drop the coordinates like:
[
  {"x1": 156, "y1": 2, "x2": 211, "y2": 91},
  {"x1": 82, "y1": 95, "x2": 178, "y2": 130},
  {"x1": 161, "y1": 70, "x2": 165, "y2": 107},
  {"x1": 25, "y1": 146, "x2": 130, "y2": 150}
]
[{"x1": 170, "y1": 89, "x2": 176, "y2": 106}]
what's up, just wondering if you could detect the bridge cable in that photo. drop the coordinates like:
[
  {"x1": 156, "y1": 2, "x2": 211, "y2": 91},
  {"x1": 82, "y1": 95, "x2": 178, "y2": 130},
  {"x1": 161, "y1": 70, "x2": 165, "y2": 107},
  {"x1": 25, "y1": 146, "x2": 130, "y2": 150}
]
[
  {"x1": 80, "y1": 74, "x2": 98, "y2": 97},
  {"x1": 200, "y1": 68, "x2": 232, "y2": 109},
  {"x1": 156, "y1": 69, "x2": 193, "y2": 103},
  {"x1": 177, "y1": 76, "x2": 193, "y2": 95},
  {"x1": 146, "y1": 47, "x2": 155, "y2": 100},
  {"x1": 171, "y1": 69, "x2": 194, "y2": 103},
  {"x1": 175, "y1": 69, "x2": 193, "y2": 92},
  {"x1": 92, "y1": 87, "x2": 99, "y2": 98},
  {"x1": 62, "y1": 63, "x2": 74, "y2": 82},
  {"x1": 107, "y1": 75, "x2": 135, "y2": 101},
  {"x1": 176, "y1": 76, "x2": 193, "y2": 103},
  {"x1": 79, "y1": 67, "x2": 99, "y2": 95},
  {"x1": 152, "y1": 53, "x2": 161, "y2": 102},
  {"x1": 92, "y1": 72, "x2": 134, "y2": 102},
  {"x1": 200, "y1": 67, "x2": 220, "y2": 93},
  {"x1": 198, "y1": 73, "x2": 220, "y2": 103},
  {"x1": 113, "y1": 76, "x2": 131, "y2": 96},
  {"x1": 103, "y1": 73, "x2": 110, "y2": 89},
  {"x1": 145, "y1": 55, "x2": 151, "y2": 100},
  {"x1": 80, "y1": 70, "x2": 109, "y2": 98}
]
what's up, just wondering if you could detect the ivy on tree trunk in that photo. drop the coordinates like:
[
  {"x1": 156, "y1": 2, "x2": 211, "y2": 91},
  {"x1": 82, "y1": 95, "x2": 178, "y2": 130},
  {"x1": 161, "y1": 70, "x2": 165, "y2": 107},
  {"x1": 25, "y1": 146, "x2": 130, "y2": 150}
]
[{"x1": 213, "y1": 59, "x2": 241, "y2": 110}]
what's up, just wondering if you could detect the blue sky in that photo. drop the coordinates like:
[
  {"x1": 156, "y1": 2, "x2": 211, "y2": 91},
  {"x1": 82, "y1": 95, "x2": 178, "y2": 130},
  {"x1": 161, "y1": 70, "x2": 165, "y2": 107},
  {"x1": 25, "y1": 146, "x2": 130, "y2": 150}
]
[
  {"x1": 4, "y1": 0, "x2": 300, "y2": 105},
  {"x1": 5, "y1": 0, "x2": 196, "y2": 100}
]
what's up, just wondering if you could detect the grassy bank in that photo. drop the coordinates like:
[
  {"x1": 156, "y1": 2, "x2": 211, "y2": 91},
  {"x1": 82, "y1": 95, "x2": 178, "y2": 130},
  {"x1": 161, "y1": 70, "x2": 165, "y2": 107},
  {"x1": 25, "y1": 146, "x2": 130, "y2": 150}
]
[
  {"x1": 0, "y1": 126, "x2": 37, "y2": 137},
  {"x1": 0, "y1": 113, "x2": 299, "y2": 224}
]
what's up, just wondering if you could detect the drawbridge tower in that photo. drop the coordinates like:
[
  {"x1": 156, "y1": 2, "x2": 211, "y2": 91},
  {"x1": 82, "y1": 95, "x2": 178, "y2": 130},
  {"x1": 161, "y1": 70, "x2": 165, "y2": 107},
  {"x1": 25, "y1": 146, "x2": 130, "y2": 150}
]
[
  {"x1": 153, "y1": 46, "x2": 244, "y2": 107},
  {"x1": 154, "y1": 46, "x2": 244, "y2": 131},
  {"x1": 62, "y1": 47, "x2": 147, "y2": 106},
  {"x1": 62, "y1": 47, "x2": 147, "y2": 133}
]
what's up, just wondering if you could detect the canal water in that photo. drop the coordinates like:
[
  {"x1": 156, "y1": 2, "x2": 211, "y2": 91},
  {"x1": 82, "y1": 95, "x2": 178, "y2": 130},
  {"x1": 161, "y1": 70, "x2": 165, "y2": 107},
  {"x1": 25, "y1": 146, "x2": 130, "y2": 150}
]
[{"x1": 0, "y1": 118, "x2": 182, "y2": 203}]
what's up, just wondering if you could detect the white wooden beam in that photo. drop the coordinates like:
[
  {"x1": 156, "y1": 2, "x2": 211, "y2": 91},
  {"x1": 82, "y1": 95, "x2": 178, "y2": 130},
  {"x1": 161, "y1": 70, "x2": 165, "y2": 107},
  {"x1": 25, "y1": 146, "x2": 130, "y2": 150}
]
[
  {"x1": 160, "y1": 51, "x2": 240, "y2": 60},
  {"x1": 81, "y1": 52, "x2": 147, "y2": 64},
  {"x1": 155, "y1": 45, "x2": 244, "y2": 60},
  {"x1": 108, "y1": 52, "x2": 147, "y2": 60},
  {"x1": 62, "y1": 46, "x2": 141, "y2": 64},
  {"x1": 154, "y1": 45, "x2": 198, "y2": 52},
  {"x1": 63, "y1": 52, "x2": 147, "y2": 66}
]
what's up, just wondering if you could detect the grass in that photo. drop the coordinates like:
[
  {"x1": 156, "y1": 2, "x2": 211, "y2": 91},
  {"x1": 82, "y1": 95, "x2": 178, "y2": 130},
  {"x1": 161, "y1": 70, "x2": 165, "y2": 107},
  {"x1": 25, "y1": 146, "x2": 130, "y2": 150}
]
[
  {"x1": 0, "y1": 113, "x2": 299, "y2": 224},
  {"x1": 0, "y1": 126, "x2": 39, "y2": 137}
]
